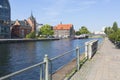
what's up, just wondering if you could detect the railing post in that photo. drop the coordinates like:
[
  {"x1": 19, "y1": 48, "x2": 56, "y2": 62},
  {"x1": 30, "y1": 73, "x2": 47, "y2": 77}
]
[
  {"x1": 88, "y1": 42, "x2": 92, "y2": 59},
  {"x1": 76, "y1": 46, "x2": 80, "y2": 71},
  {"x1": 50, "y1": 61, "x2": 52, "y2": 80},
  {"x1": 85, "y1": 42, "x2": 88, "y2": 59},
  {"x1": 44, "y1": 54, "x2": 49, "y2": 80},
  {"x1": 40, "y1": 65, "x2": 43, "y2": 80}
]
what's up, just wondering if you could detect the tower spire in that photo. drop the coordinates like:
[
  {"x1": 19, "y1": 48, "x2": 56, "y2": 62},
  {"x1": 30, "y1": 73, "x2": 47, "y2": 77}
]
[
  {"x1": 31, "y1": 11, "x2": 33, "y2": 18},
  {"x1": 29, "y1": 11, "x2": 35, "y2": 20}
]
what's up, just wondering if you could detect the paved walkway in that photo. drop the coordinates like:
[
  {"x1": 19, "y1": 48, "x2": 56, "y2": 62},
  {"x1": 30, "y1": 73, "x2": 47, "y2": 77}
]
[{"x1": 70, "y1": 38, "x2": 120, "y2": 80}]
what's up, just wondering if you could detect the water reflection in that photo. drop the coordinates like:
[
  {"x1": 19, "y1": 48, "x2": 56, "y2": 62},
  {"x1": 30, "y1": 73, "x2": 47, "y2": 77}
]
[{"x1": 0, "y1": 44, "x2": 11, "y2": 77}]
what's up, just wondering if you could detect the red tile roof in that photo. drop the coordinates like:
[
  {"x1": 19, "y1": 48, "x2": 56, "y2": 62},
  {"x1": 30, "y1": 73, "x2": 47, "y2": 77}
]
[{"x1": 54, "y1": 24, "x2": 73, "y2": 30}]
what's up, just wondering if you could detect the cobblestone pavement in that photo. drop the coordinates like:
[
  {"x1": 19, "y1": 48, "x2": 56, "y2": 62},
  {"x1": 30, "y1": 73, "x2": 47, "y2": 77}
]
[{"x1": 70, "y1": 38, "x2": 120, "y2": 80}]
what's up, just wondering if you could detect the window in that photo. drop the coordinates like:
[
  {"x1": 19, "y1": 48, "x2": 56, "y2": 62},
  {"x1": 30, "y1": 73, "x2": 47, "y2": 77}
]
[
  {"x1": 0, "y1": 20, "x2": 4, "y2": 24},
  {"x1": 0, "y1": 5, "x2": 2, "y2": 8},
  {"x1": 4, "y1": 27, "x2": 7, "y2": 33},
  {"x1": 1, "y1": 27, "x2": 4, "y2": 33}
]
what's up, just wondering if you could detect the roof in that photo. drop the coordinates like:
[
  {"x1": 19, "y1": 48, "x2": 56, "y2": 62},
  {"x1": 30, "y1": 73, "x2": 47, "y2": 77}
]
[
  {"x1": 13, "y1": 20, "x2": 31, "y2": 28},
  {"x1": 18, "y1": 21, "x2": 26, "y2": 26},
  {"x1": 54, "y1": 24, "x2": 73, "y2": 30},
  {"x1": 17, "y1": 20, "x2": 30, "y2": 26}
]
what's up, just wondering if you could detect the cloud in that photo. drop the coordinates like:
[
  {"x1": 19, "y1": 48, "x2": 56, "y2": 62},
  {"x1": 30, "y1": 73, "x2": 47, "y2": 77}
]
[
  {"x1": 82, "y1": 0, "x2": 97, "y2": 5},
  {"x1": 65, "y1": 0, "x2": 97, "y2": 13},
  {"x1": 42, "y1": 0, "x2": 97, "y2": 17},
  {"x1": 66, "y1": 6, "x2": 90, "y2": 13},
  {"x1": 41, "y1": 0, "x2": 68, "y2": 19},
  {"x1": 104, "y1": 0, "x2": 111, "y2": 3},
  {"x1": 39, "y1": 0, "x2": 98, "y2": 24}
]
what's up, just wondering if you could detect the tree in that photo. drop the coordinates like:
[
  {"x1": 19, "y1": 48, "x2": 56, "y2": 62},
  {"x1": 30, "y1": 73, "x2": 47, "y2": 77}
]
[
  {"x1": 114, "y1": 29, "x2": 120, "y2": 41},
  {"x1": 112, "y1": 22, "x2": 118, "y2": 32},
  {"x1": 26, "y1": 32, "x2": 36, "y2": 38},
  {"x1": 104, "y1": 27, "x2": 113, "y2": 35},
  {"x1": 39, "y1": 24, "x2": 54, "y2": 37},
  {"x1": 75, "y1": 31, "x2": 81, "y2": 35},
  {"x1": 104, "y1": 27, "x2": 108, "y2": 35},
  {"x1": 104, "y1": 22, "x2": 120, "y2": 42},
  {"x1": 108, "y1": 32, "x2": 116, "y2": 41},
  {"x1": 79, "y1": 26, "x2": 90, "y2": 34}
]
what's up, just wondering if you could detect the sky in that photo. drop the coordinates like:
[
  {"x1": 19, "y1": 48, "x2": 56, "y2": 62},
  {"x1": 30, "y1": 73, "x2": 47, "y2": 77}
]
[{"x1": 9, "y1": 0, "x2": 120, "y2": 32}]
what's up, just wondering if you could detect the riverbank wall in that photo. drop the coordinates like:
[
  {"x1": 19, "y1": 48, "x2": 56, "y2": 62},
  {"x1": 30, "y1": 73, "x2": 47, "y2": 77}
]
[{"x1": 0, "y1": 38, "x2": 60, "y2": 44}]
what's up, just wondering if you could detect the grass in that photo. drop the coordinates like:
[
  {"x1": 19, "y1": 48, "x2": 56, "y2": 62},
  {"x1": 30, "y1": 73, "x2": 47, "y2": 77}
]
[{"x1": 65, "y1": 57, "x2": 88, "y2": 80}]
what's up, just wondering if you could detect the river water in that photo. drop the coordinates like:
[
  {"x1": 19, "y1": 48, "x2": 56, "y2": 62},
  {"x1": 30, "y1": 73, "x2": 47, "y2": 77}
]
[{"x1": 0, "y1": 38, "x2": 103, "y2": 80}]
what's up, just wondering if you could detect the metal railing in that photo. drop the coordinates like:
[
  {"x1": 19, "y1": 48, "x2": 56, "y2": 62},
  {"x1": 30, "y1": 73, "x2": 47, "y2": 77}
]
[
  {"x1": 0, "y1": 61, "x2": 45, "y2": 80},
  {"x1": 0, "y1": 39, "x2": 98, "y2": 80}
]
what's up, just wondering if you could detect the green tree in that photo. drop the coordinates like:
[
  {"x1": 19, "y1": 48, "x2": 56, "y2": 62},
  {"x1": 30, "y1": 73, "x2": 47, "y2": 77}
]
[
  {"x1": 114, "y1": 29, "x2": 120, "y2": 41},
  {"x1": 104, "y1": 27, "x2": 108, "y2": 35},
  {"x1": 108, "y1": 29, "x2": 120, "y2": 42},
  {"x1": 108, "y1": 32, "x2": 116, "y2": 41},
  {"x1": 112, "y1": 22, "x2": 118, "y2": 32},
  {"x1": 75, "y1": 31, "x2": 81, "y2": 35},
  {"x1": 79, "y1": 26, "x2": 90, "y2": 34},
  {"x1": 104, "y1": 22, "x2": 120, "y2": 42},
  {"x1": 104, "y1": 27, "x2": 113, "y2": 35},
  {"x1": 39, "y1": 24, "x2": 54, "y2": 37},
  {"x1": 26, "y1": 32, "x2": 36, "y2": 38}
]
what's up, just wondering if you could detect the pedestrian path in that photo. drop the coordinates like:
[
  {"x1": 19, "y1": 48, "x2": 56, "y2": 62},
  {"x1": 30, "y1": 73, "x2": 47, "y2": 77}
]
[{"x1": 70, "y1": 38, "x2": 120, "y2": 80}]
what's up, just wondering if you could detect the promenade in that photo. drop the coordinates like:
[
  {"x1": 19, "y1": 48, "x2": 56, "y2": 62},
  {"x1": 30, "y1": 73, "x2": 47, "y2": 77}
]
[{"x1": 70, "y1": 38, "x2": 120, "y2": 80}]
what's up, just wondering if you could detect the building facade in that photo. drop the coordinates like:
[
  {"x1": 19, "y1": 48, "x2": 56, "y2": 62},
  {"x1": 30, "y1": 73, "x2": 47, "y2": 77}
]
[
  {"x1": 11, "y1": 14, "x2": 36, "y2": 38},
  {"x1": 0, "y1": 0, "x2": 11, "y2": 38},
  {"x1": 54, "y1": 24, "x2": 75, "y2": 38}
]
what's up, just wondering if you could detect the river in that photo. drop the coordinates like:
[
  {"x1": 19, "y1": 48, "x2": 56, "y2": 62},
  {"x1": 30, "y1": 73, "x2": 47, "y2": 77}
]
[{"x1": 0, "y1": 38, "x2": 103, "y2": 80}]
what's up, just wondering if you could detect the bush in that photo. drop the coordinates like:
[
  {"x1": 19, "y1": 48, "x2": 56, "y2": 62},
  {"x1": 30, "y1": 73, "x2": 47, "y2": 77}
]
[{"x1": 26, "y1": 32, "x2": 36, "y2": 39}]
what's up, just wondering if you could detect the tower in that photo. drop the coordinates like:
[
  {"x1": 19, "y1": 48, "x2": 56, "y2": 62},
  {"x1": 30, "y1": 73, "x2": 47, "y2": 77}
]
[{"x1": 27, "y1": 12, "x2": 36, "y2": 32}]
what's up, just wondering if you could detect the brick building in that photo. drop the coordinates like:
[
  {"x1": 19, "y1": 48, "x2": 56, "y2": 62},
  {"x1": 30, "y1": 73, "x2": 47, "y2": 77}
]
[
  {"x1": 54, "y1": 23, "x2": 75, "y2": 38},
  {"x1": 11, "y1": 14, "x2": 36, "y2": 38}
]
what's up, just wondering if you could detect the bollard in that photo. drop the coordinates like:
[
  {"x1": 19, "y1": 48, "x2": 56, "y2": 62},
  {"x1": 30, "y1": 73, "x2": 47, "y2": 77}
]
[
  {"x1": 76, "y1": 46, "x2": 80, "y2": 71},
  {"x1": 44, "y1": 54, "x2": 49, "y2": 80}
]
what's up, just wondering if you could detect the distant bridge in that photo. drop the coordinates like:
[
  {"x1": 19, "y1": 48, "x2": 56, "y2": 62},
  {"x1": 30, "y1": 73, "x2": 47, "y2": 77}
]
[{"x1": 74, "y1": 34, "x2": 89, "y2": 39}]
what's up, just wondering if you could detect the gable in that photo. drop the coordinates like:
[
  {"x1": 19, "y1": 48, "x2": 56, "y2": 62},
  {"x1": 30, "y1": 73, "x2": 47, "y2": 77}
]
[{"x1": 14, "y1": 20, "x2": 20, "y2": 25}]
